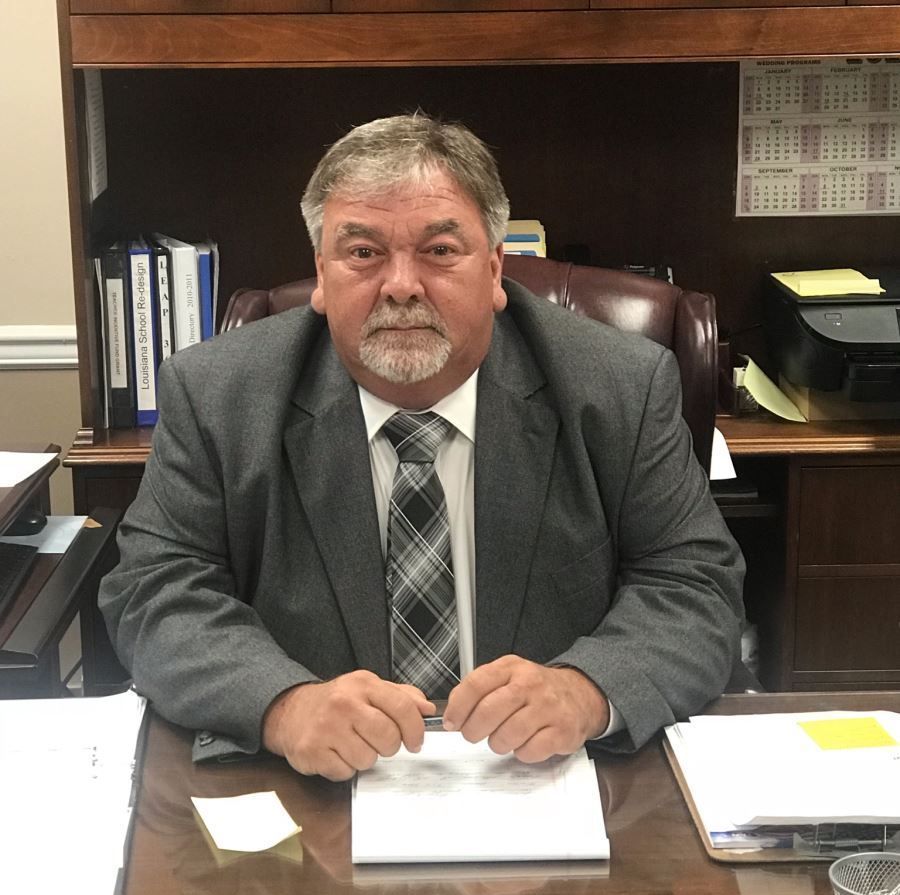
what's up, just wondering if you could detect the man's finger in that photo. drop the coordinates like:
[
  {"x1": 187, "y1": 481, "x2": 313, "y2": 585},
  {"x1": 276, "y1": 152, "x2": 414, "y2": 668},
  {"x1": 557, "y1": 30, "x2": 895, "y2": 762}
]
[
  {"x1": 481, "y1": 703, "x2": 541, "y2": 755},
  {"x1": 395, "y1": 682, "x2": 435, "y2": 711},
  {"x1": 367, "y1": 684, "x2": 431, "y2": 753},
  {"x1": 316, "y1": 747, "x2": 359, "y2": 782},
  {"x1": 444, "y1": 658, "x2": 514, "y2": 730},
  {"x1": 335, "y1": 733, "x2": 380, "y2": 773},
  {"x1": 351, "y1": 703, "x2": 404, "y2": 757},
  {"x1": 456, "y1": 685, "x2": 527, "y2": 745},
  {"x1": 512, "y1": 726, "x2": 561, "y2": 764}
]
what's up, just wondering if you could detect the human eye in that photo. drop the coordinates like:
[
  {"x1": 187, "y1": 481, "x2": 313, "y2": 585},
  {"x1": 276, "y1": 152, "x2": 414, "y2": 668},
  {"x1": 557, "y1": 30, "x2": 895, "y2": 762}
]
[
  {"x1": 349, "y1": 246, "x2": 377, "y2": 260},
  {"x1": 426, "y1": 243, "x2": 458, "y2": 259}
]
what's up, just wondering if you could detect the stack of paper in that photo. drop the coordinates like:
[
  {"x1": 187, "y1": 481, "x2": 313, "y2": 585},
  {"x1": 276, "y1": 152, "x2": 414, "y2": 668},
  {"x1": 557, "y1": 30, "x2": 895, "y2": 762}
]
[
  {"x1": 352, "y1": 732, "x2": 609, "y2": 863},
  {"x1": 666, "y1": 711, "x2": 900, "y2": 850},
  {"x1": 503, "y1": 220, "x2": 546, "y2": 257},
  {"x1": 772, "y1": 268, "x2": 885, "y2": 298},
  {"x1": 0, "y1": 689, "x2": 147, "y2": 892}
]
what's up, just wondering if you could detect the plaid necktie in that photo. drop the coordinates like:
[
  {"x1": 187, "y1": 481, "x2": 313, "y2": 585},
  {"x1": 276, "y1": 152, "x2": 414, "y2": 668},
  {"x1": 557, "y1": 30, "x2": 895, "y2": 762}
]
[{"x1": 383, "y1": 411, "x2": 459, "y2": 699}]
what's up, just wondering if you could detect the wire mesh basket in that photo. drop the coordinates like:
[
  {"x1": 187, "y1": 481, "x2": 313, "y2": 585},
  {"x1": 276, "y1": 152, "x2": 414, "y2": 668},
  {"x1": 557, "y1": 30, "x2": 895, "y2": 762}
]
[{"x1": 829, "y1": 853, "x2": 900, "y2": 895}]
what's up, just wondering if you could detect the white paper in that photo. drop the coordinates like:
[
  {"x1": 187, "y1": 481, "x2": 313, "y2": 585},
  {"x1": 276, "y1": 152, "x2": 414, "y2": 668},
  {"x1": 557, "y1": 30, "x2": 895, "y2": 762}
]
[
  {"x1": 0, "y1": 515, "x2": 87, "y2": 553},
  {"x1": 352, "y1": 732, "x2": 609, "y2": 863},
  {"x1": 666, "y1": 710, "x2": 900, "y2": 837},
  {"x1": 191, "y1": 791, "x2": 301, "y2": 852},
  {"x1": 83, "y1": 69, "x2": 108, "y2": 201},
  {"x1": 0, "y1": 690, "x2": 146, "y2": 892},
  {"x1": 710, "y1": 427, "x2": 737, "y2": 480},
  {"x1": 0, "y1": 450, "x2": 58, "y2": 487}
]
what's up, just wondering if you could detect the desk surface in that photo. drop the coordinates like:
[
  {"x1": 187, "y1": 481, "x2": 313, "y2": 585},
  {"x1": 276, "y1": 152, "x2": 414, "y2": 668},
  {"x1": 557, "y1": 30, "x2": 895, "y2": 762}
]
[
  {"x1": 125, "y1": 691, "x2": 900, "y2": 895},
  {"x1": 68, "y1": 417, "x2": 900, "y2": 470},
  {"x1": 716, "y1": 415, "x2": 900, "y2": 457}
]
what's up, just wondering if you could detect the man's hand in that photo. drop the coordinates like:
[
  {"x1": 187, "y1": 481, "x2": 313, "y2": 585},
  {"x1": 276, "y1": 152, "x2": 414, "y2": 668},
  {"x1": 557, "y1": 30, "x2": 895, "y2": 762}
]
[
  {"x1": 443, "y1": 656, "x2": 610, "y2": 762},
  {"x1": 262, "y1": 670, "x2": 435, "y2": 781}
]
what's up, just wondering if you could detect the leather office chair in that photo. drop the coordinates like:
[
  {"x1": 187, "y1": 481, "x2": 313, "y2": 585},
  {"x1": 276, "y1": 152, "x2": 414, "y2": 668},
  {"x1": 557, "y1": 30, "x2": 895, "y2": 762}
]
[
  {"x1": 220, "y1": 254, "x2": 719, "y2": 472},
  {"x1": 220, "y1": 256, "x2": 758, "y2": 693}
]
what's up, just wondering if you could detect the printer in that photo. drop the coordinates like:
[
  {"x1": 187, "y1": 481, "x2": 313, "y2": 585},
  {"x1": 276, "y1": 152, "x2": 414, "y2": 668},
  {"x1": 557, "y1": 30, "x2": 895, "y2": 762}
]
[{"x1": 763, "y1": 268, "x2": 900, "y2": 402}]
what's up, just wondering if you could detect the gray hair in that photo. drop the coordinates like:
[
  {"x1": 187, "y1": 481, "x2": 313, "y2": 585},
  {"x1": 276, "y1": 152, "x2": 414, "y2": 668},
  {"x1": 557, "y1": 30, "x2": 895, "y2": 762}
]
[{"x1": 301, "y1": 113, "x2": 510, "y2": 251}]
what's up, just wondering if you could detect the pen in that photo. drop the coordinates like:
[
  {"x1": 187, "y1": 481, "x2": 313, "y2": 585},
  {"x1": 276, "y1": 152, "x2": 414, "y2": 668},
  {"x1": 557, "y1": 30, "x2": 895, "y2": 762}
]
[{"x1": 424, "y1": 715, "x2": 445, "y2": 730}]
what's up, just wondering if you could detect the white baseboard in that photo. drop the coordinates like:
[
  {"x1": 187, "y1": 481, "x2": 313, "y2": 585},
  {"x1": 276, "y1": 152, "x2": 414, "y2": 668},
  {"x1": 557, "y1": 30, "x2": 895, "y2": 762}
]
[{"x1": 0, "y1": 325, "x2": 78, "y2": 369}]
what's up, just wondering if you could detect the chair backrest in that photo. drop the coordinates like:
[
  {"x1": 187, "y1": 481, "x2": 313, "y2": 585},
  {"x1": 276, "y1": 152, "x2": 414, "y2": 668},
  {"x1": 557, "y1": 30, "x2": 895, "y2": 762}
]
[{"x1": 219, "y1": 254, "x2": 718, "y2": 471}]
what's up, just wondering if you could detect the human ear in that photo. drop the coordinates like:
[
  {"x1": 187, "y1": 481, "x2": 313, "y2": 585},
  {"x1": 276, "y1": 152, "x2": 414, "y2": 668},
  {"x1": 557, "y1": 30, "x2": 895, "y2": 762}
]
[
  {"x1": 491, "y1": 245, "x2": 507, "y2": 312},
  {"x1": 311, "y1": 254, "x2": 326, "y2": 315}
]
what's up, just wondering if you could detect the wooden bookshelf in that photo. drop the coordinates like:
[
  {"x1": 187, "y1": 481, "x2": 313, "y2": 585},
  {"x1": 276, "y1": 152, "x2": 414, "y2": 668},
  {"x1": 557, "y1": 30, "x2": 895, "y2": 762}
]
[{"x1": 58, "y1": 2, "x2": 900, "y2": 693}]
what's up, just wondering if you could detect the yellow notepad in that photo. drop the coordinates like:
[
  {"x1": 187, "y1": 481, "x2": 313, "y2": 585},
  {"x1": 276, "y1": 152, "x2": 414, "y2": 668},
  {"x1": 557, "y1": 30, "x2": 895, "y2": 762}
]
[{"x1": 772, "y1": 269, "x2": 885, "y2": 298}]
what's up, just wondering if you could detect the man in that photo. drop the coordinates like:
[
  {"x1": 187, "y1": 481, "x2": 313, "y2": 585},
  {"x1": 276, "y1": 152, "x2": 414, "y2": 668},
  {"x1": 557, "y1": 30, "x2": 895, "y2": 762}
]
[{"x1": 99, "y1": 113, "x2": 745, "y2": 782}]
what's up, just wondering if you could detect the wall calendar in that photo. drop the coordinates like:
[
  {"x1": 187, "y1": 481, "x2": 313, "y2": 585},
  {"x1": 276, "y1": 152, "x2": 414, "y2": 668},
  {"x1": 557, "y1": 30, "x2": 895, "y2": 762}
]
[{"x1": 737, "y1": 59, "x2": 900, "y2": 217}]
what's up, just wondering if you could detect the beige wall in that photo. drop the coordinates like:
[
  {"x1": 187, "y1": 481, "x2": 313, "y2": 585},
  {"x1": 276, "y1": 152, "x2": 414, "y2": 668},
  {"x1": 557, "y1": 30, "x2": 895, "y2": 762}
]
[
  {"x1": 0, "y1": 371, "x2": 80, "y2": 513},
  {"x1": 1, "y1": 3, "x2": 79, "y2": 513}
]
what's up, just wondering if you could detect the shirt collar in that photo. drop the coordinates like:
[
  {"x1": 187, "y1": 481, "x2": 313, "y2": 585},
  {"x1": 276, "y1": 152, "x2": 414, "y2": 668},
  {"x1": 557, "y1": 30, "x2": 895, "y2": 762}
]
[{"x1": 358, "y1": 370, "x2": 479, "y2": 444}]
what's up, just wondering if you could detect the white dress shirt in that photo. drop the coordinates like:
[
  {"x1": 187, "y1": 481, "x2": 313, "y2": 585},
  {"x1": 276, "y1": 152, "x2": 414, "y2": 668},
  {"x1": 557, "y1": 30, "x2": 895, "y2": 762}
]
[{"x1": 358, "y1": 374, "x2": 620, "y2": 737}]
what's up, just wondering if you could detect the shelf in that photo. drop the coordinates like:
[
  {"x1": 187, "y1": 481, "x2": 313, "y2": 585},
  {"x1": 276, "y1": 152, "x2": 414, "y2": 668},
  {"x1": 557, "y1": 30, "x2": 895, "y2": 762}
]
[
  {"x1": 66, "y1": 427, "x2": 154, "y2": 467},
  {"x1": 69, "y1": 8, "x2": 900, "y2": 67},
  {"x1": 717, "y1": 414, "x2": 900, "y2": 456}
]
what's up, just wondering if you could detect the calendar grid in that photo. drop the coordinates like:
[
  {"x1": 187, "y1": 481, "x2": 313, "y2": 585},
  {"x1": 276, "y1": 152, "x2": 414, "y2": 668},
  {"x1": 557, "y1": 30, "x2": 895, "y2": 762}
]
[{"x1": 737, "y1": 60, "x2": 900, "y2": 217}]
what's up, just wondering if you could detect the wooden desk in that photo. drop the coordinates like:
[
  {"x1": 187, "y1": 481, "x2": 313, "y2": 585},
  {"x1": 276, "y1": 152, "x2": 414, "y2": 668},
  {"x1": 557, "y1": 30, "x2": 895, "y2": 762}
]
[
  {"x1": 126, "y1": 691, "x2": 900, "y2": 895},
  {"x1": 716, "y1": 415, "x2": 900, "y2": 694}
]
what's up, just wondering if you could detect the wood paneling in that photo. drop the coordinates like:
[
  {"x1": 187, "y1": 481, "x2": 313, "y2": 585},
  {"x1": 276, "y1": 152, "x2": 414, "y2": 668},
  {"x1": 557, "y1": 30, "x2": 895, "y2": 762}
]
[
  {"x1": 795, "y1": 577, "x2": 900, "y2": 671},
  {"x1": 592, "y1": 0, "x2": 842, "y2": 6},
  {"x1": 335, "y1": 0, "x2": 586, "y2": 10},
  {"x1": 798, "y1": 466, "x2": 900, "y2": 565},
  {"x1": 71, "y1": 1, "x2": 328, "y2": 12},
  {"x1": 74, "y1": 66, "x2": 900, "y2": 353},
  {"x1": 70, "y1": 9, "x2": 900, "y2": 66}
]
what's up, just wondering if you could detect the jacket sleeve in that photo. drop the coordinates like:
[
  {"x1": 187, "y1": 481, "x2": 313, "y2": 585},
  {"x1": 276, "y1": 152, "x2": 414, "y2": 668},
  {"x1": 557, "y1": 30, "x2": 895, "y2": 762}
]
[
  {"x1": 550, "y1": 350, "x2": 746, "y2": 751},
  {"x1": 98, "y1": 359, "x2": 317, "y2": 759}
]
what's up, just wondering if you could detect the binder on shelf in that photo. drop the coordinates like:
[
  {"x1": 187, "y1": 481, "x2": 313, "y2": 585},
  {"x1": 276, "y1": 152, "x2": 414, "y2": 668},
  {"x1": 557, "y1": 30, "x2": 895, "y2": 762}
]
[
  {"x1": 503, "y1": 220, "x2": 546, "y2": 258},
  {"x1": 93, "y1": 257, "x2": 109, "y2": 429},
  {"x1": 152, "y1": 233, "x2": 201, "y2": 352},
  {"x1": 127, "y1": 238, "x2": 160, "y2": 427},
  {"x1": 99, "y1": 240, "x2": 136, "y2": 428},
  {"x1": 195, "y1": 239, "x2": 218, "y2": 341},
  {"x1": 149, "y1": 237, "x2": 175, "y2": 363}
]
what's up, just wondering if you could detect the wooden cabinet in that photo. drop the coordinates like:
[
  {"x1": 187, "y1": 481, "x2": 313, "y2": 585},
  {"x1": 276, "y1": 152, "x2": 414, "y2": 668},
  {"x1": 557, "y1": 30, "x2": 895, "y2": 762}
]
[
  {"x1": 58, "y1": 2, "x2": 900, "y2": 691},
  {"x1": 791, "y1": 461, "x2": 900, "y2": 687},
  {"x1": 720, "y1": 417, "x2": 900, "y2": 692}
]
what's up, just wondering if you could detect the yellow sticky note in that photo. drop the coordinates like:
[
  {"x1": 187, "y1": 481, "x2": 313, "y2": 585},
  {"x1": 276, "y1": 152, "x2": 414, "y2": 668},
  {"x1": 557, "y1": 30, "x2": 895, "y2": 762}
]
[{"x1": 799, "y1": 717, "x2": 897, "y2": 750}]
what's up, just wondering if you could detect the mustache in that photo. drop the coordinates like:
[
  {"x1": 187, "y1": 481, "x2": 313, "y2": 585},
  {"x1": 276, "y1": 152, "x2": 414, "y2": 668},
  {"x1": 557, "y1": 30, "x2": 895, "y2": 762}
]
[{"x1": 361, "y1": 302, "x2": 448, "y2": 339}]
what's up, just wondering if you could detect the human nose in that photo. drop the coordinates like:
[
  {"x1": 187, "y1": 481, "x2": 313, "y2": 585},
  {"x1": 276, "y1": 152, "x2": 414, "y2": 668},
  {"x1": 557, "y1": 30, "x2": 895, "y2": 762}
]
[{"x1": 380, "y1": 251, "x2": 423, "y2": 304}]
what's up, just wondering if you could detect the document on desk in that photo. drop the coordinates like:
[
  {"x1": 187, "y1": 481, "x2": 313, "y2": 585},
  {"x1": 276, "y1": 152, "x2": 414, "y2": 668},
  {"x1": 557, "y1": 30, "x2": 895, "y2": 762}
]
[
  {"x1": 0, "y1": 689, "x2": 147, "y2": 893},
  {"x1": 351, "y1": 732, "x2": 609, "y2": 863},
  {"x1": 665, "y1": 710, "x2": 900, "y2": 850},
  {"x1": 0, "y1": 450, "x2": 59, "y2": 488}
]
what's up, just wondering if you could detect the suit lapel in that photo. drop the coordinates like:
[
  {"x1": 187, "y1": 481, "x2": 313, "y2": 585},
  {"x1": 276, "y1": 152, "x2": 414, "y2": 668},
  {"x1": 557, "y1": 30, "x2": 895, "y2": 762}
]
[
  {"x1": 474, "y1": 312, "x2": 559, "y2": 664},
  {"x1": 283, "y1": 335, "x2": 390, "y2": 678}
]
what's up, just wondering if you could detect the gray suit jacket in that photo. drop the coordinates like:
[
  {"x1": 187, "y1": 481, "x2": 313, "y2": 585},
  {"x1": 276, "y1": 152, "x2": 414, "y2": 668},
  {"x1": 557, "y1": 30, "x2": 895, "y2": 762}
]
[{"x1": 99, "y1": 280, "x2": 744, "y2": 761}]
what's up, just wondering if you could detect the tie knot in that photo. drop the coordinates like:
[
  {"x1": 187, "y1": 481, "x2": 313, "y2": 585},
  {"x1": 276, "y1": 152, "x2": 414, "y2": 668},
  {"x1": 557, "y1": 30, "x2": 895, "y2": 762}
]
[{"x1": 383, "y1": 412, "x2": 452, "y2": 463}]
